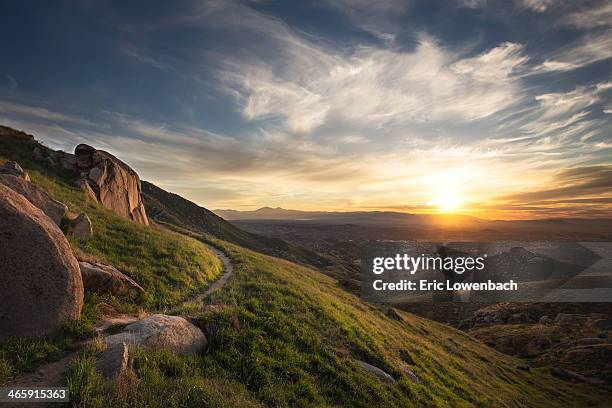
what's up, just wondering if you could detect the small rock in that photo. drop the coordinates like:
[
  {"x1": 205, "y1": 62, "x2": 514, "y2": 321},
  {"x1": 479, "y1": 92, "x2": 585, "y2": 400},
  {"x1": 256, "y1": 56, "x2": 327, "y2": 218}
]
[
  {"x1": 539, "y1": 315, "x2": 552, "y2": 325},
  {"x1": 398, "y1": 363, "x2": 419, "y2": 384},
  {"x1": 104, "y1": 314, "x2": 207, "y2": 355},
  {"x1": 517, "y1": 365, "x2": 531, "y2": 371},
  {"x1": 399, "y1": 350, "x2": 415, "y2": 365},
  {"x1": 0, "y1": 161, "x2": 29, "y2": 181},
  {"x1": 354, "y1": 360, "x2": 396, "y2": 384},
  {"x1": 72, "y1": 213, "x2": 93, "y2": 240},
  {"x1": 385, "y1": 307, "x2": 403, "y2": 321},
  {"x1": 79, "y1": 262, "x2": 144, "y2": 296},
  {"x1": 97, "y1": 342, "x2": 130, "y2": 380}
]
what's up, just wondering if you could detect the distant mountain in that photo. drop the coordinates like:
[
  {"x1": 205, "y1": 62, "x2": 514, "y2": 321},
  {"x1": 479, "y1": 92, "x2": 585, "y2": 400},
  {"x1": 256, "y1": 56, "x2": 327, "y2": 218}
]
[
  {"x1": 141, "y1": 182, "x2": 331, "y2": 269},
  {"x1": 215, "y1": 206, "x2": 612, "y2": 233},
  {"x1": 214, "y1": 206, "x2": 480, "y2": 226}
]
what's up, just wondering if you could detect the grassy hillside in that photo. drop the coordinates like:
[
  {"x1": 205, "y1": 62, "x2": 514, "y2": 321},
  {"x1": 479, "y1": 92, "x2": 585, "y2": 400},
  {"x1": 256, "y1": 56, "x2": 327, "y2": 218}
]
[
  {"x1": 1, "y1": 127, "x2": 609, "y2": 407},
  {"x1": 0, "y1": 128, "x2": 223, "y2": 381},
  {"x1": 66, "y1": 237, "x2": 610, "y2": 407},
  {"x1": 141, "y1": 180, "x2": 359, "y2": 281}
]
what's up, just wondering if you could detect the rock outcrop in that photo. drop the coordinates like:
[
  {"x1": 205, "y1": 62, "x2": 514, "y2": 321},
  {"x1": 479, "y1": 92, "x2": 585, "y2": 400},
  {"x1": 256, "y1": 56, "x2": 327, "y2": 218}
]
[
  {"x1": 71, "y1": 213, "x2": 93, "y2": 240},
  {"x1": 0, "y1": 184, "x2": 83, "y2": 339},
  {"x1": 79, "y1": 261, "x2": 144, "y2": 296},
  {"x1": 0, "y1": 174, "x2": 67, "y2": 225},
  {"x1": 74, "y1": 144, "x2": 148, "y2": 225},
  {"x1": 0, "y1": 160, "x2": 30, "y2": 180},
  {"x1": 104, "y1": 314, "x2": 206, "y2": 355}
]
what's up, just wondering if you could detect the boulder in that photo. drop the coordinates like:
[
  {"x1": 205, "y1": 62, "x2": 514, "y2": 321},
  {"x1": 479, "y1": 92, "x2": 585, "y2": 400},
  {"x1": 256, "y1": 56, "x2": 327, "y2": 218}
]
[
  {"x1": 104, "y1": 314, "x2": 207, "y2": 355},
  {"x1": 0, "y1": 174, "x2": 67, "y2": 225},
  {"x1": 71, "y1": 213, "x2": 93, "y2": 240},
  {"x1": 0, "y1": 184, "x2": 83, "y2": 339},
  {"x1": 354, "y1": 360, "x2": 396, "y2": 384},
  {"x1": 97, "y1": 342, "x2": 130, "y2": 380},
  {"x1": 0, "y1": 160, "x2": 29, "y2": 180},
  {"x1": 79, "y1": 262, "x2": 144, "y2": 296},
  {"x1": 74, "y1": 144, "x2": 148, "y2": 225}
]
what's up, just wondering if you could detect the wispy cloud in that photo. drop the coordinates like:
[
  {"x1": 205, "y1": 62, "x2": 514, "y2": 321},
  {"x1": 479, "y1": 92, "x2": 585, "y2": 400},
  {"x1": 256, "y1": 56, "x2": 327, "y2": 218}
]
[
  {"x1": 221, "y1": 31, "x2": 528, "y2": 132},
  {"x1": 534, "y1": 32, "x2": 612, "y2": 73}
]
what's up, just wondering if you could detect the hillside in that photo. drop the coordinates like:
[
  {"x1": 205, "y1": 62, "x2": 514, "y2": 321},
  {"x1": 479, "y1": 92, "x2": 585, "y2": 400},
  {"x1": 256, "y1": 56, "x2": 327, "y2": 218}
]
[
  {"x1": 141, "y1": 181, "x2": 331, "y2": 269},
  {"x1": 67, "y1": 237, "x2": 611, "y2": 407},
  {"x1": 1, "y1": 126, "x2": 610, "y2": 407},
  {"x1": 141, "y1": 180, "x2": 362, "y2": 286}
]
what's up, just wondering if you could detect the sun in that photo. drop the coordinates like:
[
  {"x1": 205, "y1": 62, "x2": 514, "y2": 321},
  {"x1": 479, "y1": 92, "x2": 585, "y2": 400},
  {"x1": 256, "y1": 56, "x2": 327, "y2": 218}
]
[{"x1": 433, "y1": 190, "x2": 463, "y2": 213}]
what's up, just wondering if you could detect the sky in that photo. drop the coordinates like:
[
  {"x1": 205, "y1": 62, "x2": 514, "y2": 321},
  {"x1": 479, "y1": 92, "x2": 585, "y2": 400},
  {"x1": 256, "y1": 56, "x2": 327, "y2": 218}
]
[{"x1": 0, "y1": 0, "x2": 610, "y2": 219}]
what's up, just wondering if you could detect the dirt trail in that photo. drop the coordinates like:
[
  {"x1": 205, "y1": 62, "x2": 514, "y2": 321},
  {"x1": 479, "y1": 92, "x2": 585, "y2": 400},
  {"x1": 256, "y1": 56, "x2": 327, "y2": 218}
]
[{"x1": 177, "y1": 245, "x2": 234, "y2": 309}]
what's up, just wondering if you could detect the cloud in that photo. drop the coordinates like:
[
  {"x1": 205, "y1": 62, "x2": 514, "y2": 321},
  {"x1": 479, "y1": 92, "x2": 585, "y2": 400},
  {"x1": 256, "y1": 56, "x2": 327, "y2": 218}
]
[
  {"x1": 534, "y1": 32, "x2": 612, "y2": 73},
  {"x1": 0, "y1": 101, "x2": 96, "y2": 127},
  {"x1": 564, "y1": 1, "x2": 612, "y2": 28},
  {"x1": 518, "y1": 0, "x2": 556, "y2": 12},
  {"x1": 221, "y1": 32, "x2": 528, "y2": 132},
  {"x1": 517, "y1": 82, "x2": 611, "y2": 138},
  {"x1": 500, "y1": 165, "x2": 612, "y2": 203},
  {"x1": 320, "y1": 0, "x2": 409, "y2": 42}
]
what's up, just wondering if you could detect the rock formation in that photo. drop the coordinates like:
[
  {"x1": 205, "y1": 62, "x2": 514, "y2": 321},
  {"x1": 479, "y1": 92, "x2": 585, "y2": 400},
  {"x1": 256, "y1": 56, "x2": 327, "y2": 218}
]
[
  {"x1": 104, "y1": 314, "x2": 206, "y2": 355},
  {"x1": 74, "y1": 144, "x2": 148, "y2": 225},
  {"x1": 71, "y1": 213, "x2": 93, "y2": 240},
  {"x1": 0, "y1": 174, "x2": 67, "y2": 225},
  {"x1": 0, "y1": 160, "x2": 30, "y2": 180},
  {"x1": 0, "y1": 183, "x2": 83, "y2": 339},
  {"x1": 79, "y1": 261, "x2": 144, "y2": 296}
]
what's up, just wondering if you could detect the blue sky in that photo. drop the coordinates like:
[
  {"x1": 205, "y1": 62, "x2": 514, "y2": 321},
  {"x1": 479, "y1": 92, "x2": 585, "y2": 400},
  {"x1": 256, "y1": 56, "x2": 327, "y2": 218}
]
[{"x1": 0, "y1": 0, "x2": 610, "y2": 218}]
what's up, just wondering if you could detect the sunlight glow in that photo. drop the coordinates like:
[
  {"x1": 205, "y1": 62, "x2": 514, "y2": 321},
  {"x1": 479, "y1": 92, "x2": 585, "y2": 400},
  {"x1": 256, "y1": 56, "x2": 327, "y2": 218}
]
[{"x1": 433, "y1": 190, "x2": 463, "y2": 213}]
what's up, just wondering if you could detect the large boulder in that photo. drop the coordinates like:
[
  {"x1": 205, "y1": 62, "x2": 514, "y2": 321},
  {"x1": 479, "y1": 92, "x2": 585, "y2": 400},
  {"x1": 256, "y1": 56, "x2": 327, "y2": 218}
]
[
  {"x1": 79, "y1": 261, "x2": 144, "y2": 296},
  {"x1": 104, "y1": 314, "x2": 206, "y2": 355},
  {"x1": 0, "y1": 184, "x2": 83, "y2": 339},
  {"x1": 0, "y1": 174, "x2": 67, "y2": 225},
  {"x1": 74, "y1": 144, "x2": 148, "y2": 225},
  {"x1": 0, "y1": 161, "x2": 30, "y2": 180}
]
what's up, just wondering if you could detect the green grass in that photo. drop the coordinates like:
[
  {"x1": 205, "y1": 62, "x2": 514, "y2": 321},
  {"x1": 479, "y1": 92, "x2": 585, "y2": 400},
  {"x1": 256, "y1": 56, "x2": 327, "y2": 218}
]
[
  {"x1": 0, "y1": 135, "x2": 223, "y2": 380},
  {"x1": 2, "y1": 130, "x2": 609, "y2": 406},
  {"x1": 66, "y1": 237, "x2": 611, "y2": 407}
]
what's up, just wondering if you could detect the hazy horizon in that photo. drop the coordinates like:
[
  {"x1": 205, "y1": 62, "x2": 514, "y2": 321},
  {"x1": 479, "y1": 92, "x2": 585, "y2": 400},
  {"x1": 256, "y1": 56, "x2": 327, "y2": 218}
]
[{"x1": 1, "y1": 1, "x2": 610, "y2": 219}]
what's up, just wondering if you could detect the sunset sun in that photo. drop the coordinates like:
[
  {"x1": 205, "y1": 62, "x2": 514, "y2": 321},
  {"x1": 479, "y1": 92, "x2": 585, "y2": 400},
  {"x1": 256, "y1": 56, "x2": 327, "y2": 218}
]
[{"x1": 433, "y1": 190, "x2": 463, "y2": 213}]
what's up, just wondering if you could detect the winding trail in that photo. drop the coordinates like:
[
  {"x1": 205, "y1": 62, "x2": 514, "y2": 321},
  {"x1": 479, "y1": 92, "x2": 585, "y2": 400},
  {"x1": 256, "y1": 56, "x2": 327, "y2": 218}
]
[
  {"x1": 178, "y1": 245, "x2": 234, "y2": 309},
  {"x1": 2, "y1": 244, "x2": 234, "y2": 404}
]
